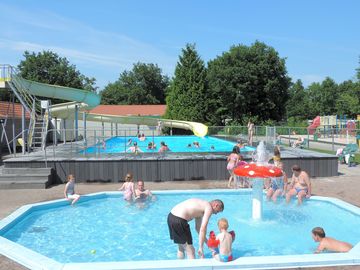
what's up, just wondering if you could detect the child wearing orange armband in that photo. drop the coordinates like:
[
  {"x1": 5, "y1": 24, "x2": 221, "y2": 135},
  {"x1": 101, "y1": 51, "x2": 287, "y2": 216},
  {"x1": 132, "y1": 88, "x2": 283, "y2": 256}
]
[{"x1": 207, "y1": 218, "x2": 235, "y2": 262}]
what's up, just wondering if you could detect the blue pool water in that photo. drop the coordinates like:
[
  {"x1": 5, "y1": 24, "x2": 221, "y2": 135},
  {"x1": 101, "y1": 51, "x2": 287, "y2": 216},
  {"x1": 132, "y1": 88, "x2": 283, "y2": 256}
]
[
  {"x1": 84, "y1": 135, "x2": 255, "y2": 154},
  {"x1": 2, "y1": 191, "x2": 360, "y2": 263}
]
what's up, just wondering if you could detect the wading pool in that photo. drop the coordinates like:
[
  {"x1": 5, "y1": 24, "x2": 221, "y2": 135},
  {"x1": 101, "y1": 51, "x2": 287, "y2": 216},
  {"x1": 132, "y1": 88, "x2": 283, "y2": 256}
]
[{"x1": 0, "y1": 190, "x2": 360, "y2": 269}]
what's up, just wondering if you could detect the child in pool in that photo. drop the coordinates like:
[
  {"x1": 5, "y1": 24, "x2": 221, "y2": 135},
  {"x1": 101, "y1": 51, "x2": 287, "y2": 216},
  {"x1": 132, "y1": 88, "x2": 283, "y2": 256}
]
[
  {"x1": 118, "y1": 173, "x2": 135, "y2": 201},
  {"x1": 212, "y1": 218, "x2": 235, "y2": 262},
  {"x1": 312, "y1": 227, "x2": 352, "y2": 253},
  {"x1": 64, "y1": 174, "x2": 81, "y2": 205}
]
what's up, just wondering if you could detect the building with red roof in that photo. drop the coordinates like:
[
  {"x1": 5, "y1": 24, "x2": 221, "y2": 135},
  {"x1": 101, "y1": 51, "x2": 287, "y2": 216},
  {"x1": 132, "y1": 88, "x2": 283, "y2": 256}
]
[{"x1": 0, "y1": 101, "x2": 30, "y2": 119}]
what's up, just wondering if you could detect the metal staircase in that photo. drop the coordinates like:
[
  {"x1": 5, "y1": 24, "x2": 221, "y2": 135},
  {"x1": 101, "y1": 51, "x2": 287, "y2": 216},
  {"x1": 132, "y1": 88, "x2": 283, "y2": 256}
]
[{"x1": 0, "y1": 64, "x2": 48, "y2": 151}]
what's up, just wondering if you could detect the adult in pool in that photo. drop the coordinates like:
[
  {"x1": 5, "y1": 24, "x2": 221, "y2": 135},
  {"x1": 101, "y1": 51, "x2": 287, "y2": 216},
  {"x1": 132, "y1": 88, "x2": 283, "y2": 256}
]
[{"x1": 167, "y1": 198, "x2": 224, "y2": 259}]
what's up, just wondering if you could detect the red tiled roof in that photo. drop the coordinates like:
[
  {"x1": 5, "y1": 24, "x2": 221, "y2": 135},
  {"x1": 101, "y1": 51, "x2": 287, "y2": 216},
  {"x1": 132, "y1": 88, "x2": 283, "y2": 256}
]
[
  {"x1": 0, "y1": 101, "x2": 30, "y2": 119},
  {"x1": 89, "y1": 105, "x2": 167, "y2": 117}
]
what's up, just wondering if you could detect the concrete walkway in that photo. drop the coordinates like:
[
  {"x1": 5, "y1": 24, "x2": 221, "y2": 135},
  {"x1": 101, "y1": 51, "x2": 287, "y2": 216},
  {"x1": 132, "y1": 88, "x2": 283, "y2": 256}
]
[{"x1": 1, "y1": 163, "x2": 360, "y2": 270}]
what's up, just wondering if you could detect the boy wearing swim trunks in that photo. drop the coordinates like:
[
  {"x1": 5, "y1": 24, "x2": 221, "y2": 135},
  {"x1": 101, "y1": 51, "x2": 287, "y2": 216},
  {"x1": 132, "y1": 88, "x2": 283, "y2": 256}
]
[
  {"x1": 167, "y1": 198, "x2": 224, "y2": 259},
  {"x1": 213, "y1": 218, "x2": 235, "y2": 262}
]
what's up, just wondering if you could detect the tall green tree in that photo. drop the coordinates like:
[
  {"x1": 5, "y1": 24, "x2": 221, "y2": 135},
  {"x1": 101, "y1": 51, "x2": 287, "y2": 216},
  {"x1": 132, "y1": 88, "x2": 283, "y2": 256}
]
[
  {"x1": 100, "y1": 62, "x2": 169, "y2": 105},
  {"x1": 336, "y1": 80, "x2": 359, "y2": 117},
  {"x1": 306, "y1": 82, "x2": 322, "y2": 118},
  {"x1": 286, "y1": 80, "x2": 309, "y2": 119},
  {"x1": 165, "y1": 44, "x2": 208, "y2": 123},
  {"x1": 207, "y1": 41, "x2": 291, "y2": 125},
  {"x1": 319, "y1": 77, "x2": 338, "y2": 115},
  {"x1": 18, "y1": 51, "x2": 97, "y2": 92}
]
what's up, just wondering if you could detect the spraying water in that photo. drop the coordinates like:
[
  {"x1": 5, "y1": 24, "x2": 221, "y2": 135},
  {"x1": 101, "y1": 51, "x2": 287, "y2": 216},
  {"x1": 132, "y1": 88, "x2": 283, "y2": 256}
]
[{"x1": 252, "y1": 141, "x2": 271, "y2": 165}]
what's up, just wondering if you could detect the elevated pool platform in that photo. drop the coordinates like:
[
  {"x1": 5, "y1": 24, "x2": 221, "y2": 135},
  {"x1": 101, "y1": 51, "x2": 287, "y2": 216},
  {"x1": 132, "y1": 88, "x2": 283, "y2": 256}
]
[{"x1": 2, "y1": 143, "x2": 338, "y2": 186}]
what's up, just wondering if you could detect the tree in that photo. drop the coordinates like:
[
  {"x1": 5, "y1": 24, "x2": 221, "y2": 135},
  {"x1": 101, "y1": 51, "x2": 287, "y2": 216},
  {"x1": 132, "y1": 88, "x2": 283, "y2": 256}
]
[
  {"x1": 100, "y1": 62, "x2": 169, "y2": 105},
  {"x1": 100, "y1": 82, "x2": 129, "y2": 105},
  {"x1": 18, "y1": 51, "x2": 97, "y2": 93},
  {"x1": 306, "y1": 82, "x2": 322, "y2": 118},
  {"x1": 165, "y1": 44, "x2": 208, "y2": 123},
  {"x1": 207, "y1": 41, "x2": 291, "y2": 125},
  {"x1": 336, "y1": 80, "x2": 360, "y2": 117},
  {"x1": 319, "y1": 77, "x2": 338, "y2": 115},
  {"x1": 286, "y1": 80, "x2": 309, "y2": 119},
  {"x1": 356, "y1": 56, "x2": 360, "y2": 81}
]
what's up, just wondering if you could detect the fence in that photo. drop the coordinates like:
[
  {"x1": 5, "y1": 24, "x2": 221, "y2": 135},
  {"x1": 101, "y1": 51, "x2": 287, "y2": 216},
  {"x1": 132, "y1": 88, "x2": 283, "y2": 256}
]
[
  {"x1": 208, "y1": 125, "x2": 359, "y2": 151},
  {"x1": 5, "y1": 125, "x2": 360, "y2": 162}
]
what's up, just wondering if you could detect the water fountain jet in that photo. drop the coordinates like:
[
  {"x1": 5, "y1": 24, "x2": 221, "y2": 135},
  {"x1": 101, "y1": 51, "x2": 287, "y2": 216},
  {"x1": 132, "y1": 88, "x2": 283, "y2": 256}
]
[{"x1": 234, "y1": 141, "x2": 283, "y2": 219}]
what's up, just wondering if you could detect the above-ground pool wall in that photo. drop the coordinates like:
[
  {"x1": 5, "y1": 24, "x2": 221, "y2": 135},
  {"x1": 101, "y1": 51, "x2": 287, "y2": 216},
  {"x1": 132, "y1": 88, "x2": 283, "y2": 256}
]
[
  {"x1": 281, "y1": 157, "x2": 338, "y2": 178},
  {"x1": 4, "y1": 155, "x2": 338, "y2": 183}
]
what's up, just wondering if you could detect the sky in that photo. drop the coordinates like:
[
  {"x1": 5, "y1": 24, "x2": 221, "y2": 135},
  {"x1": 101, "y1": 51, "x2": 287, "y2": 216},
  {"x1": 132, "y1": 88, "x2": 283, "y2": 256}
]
[{"x1": 0, "y1": 0, "x2": 359, "y2": 91}]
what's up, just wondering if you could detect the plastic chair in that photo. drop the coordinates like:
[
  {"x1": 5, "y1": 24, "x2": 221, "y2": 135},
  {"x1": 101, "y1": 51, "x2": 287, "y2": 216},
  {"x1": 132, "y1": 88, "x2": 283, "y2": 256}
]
[{"x1": 338, "y1": 144, "x2": 358, "y2": 166}]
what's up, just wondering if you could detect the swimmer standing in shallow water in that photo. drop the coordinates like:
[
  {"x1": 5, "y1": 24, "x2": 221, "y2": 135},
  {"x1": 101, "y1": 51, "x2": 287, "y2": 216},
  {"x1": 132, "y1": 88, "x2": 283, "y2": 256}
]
[
  {"x1": 213, "y1": 218, "x2": 235, "y2": 262},
  {"x1": 118, "y1": 173, "x2": 135, "y2": 201},
  {"x1": 167, "y1": 198, "x2": 224, "y2": 259}
]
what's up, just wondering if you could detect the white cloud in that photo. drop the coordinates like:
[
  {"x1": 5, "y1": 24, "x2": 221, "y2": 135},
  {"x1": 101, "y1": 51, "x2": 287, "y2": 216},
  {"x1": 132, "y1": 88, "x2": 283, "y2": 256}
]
[{"x1": 0, "y1": 3, "x2": 177, "y2": 76}]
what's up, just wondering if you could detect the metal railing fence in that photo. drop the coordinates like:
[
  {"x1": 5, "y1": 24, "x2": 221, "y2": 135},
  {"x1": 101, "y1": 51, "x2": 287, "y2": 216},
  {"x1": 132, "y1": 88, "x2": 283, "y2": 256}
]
[{"x1": 6, "y1": 125, "x2": 359, "y2": 164}]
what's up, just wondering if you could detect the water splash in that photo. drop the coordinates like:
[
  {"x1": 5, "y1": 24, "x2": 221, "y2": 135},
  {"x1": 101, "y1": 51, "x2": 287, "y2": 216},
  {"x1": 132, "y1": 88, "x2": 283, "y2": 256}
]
[{"x1": 252, "y1": 141, "x2": 271, "y2": 165}]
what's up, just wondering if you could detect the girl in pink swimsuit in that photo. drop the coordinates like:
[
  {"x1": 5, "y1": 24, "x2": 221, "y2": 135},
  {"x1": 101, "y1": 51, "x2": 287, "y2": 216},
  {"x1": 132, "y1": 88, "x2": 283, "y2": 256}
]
[
  {"x1": 227, "y1": 146, "x2": 240, "y2": 188},
  {"x1": 118, "y1": 173, "x2": 135, "y2": 201}
]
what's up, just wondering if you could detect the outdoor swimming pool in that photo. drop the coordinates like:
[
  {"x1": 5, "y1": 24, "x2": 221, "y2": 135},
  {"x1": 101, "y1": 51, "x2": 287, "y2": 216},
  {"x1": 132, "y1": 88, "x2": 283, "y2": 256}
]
[
  {"x1": 84, "y1": 135, "x2": 255, "y2": 154},
  {"x1": 1, "y1": 190, "x2": 360, "y2": 268}
]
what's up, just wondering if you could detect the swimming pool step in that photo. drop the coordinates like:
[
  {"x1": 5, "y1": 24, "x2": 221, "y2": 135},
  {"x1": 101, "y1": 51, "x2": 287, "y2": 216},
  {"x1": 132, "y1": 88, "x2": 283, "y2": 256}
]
[
  {"x1": 0, "y1": 178, "x2": 50, "y2": 189},
  {"x1": 1, "y1": 167, "x2": 51, "y2": 175},
  {"x1": 0, "y1": 167, "x2": 53, "y2": 189}
]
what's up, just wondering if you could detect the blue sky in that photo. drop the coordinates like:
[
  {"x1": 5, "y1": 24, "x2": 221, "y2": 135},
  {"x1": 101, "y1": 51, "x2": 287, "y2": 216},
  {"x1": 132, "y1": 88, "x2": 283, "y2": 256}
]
[{"x1": 0, "y1": 0, "x2": 359, "y2": 90}]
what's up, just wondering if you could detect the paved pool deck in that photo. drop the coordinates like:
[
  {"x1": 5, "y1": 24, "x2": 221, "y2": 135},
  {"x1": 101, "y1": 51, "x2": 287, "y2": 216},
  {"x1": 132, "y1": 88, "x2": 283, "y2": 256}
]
[{"x1": 0, "y1": 163, "x2": 359, "y2": 270}]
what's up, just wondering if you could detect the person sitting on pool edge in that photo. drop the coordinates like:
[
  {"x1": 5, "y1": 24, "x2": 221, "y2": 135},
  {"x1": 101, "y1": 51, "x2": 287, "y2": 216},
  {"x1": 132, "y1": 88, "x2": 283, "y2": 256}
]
[
  {"x1": 64, "y1": 174, "x2": 81, "y2": 205},
  {"x1": 286, "y1": 165, "x2": 311, "y2": 205},
  {"x1": 312, "y1": 227, "x2": 353, "y2": 253}
]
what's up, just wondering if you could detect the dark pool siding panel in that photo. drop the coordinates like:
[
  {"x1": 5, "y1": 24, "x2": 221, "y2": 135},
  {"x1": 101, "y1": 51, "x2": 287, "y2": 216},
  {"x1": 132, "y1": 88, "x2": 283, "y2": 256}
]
[{"x1": 4, "y1": 155, "x2": 338, "y2": 184}]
